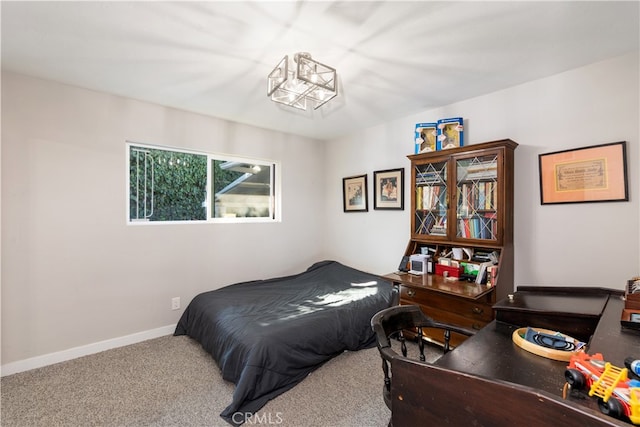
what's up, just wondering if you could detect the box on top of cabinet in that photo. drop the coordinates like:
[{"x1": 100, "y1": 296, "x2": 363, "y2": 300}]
[
  {"x1": 415, "y1": 123, "x2": 438, "y2": 154},
  {"x1": 437, "y1": 117, "x2": 464, "y2": 150}
]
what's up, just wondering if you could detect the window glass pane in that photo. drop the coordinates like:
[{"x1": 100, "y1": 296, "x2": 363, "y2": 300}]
[
  {"x1": 212, "y1": 160, "x2": 273, "y2": 219},
  {"x1": 129, "y1": 146, "x2": 207, "y2": 222}
]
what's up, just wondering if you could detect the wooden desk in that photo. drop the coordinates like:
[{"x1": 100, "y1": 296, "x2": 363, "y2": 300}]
[
  {"x1": 493, "y1": 286, "x2": 614, "y2": 343},
  {"x1": 390, "y1": 287, "x2": 640, "y2": 426},
  {"x1": 383, "y1": 272, "x2": 496, "y2": 345}
]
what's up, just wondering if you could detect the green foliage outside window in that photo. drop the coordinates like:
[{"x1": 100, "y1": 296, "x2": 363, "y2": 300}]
[
  {"x1": 151, "y1": 151, "x2": 207, "y2": 221},
  {"x1": 130, "y1": 147, "x2": 207, "y2": 221}
]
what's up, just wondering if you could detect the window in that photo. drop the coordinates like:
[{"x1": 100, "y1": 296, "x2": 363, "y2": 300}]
[{"x1": 128, "y1": 142, "x2": 278, "y2": 223}]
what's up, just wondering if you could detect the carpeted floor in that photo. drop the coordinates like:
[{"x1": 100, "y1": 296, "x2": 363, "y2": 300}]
[{"x1": 1, "y1": 334, "x2": 442, "y2": 427}]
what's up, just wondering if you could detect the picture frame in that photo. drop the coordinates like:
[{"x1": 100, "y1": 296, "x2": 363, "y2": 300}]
[
  {"x1": 538, "y1": 141, "x2": 628, "y2": 205},
  {"x1": 343, "y1": 174, "x2": 368, "y2": 212},
  {"x1": 373, "y1": 168, "x2": 404, "y2": 210}
]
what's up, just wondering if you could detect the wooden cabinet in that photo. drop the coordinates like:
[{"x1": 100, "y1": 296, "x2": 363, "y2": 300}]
[{"x1": 385, "y1": 139, "x2": 517, "y2": 345}]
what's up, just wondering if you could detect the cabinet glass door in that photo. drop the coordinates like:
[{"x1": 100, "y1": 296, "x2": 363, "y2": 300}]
[
  {"x1": 456, "y1": 153, "x2": 499, "y2": 241},
  {"x1": 414, "y1": 160, "x2": 448, "y2": 237}
]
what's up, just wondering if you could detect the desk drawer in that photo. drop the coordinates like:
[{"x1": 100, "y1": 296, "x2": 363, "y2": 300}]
[
  {"x1": 400, "y1": 285, "x2": 494, "y2": 322},
  {"x1": 400, "y1": 305, "x2": 485, "y2": 347},
  {"x1": 416, "y1": 304, "x2": 489, "y2": 331}
]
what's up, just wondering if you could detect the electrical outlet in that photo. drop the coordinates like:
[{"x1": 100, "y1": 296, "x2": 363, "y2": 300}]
[{"x1": 171, "y1": 297, "x2": 180, "y2": 310}]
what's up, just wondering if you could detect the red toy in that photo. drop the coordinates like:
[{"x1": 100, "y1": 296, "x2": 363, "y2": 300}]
[{"x1": 564, "y1": 352, "x2": 640, "y2": 424}]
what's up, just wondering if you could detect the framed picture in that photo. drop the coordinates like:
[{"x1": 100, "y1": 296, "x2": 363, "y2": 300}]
[
  {"x1": 343, "y1": 174, "x2": 368, "y2": 212},
  {"x1": 538, "y1": 141, "x2": 628, "y2": 205},
  {"x1": 373, "y1": 168, "x2": 404, "y2": 210}
]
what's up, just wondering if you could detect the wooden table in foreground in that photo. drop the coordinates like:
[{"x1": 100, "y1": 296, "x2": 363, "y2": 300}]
[{"x1": 390, "y1": 287, "x2": 640, "y2": 427}]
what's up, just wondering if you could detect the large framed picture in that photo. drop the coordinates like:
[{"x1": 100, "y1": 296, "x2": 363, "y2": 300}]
[
  {"x1": 538, "y1": 141, "x2": 628, "y2": 205},
  {"x1": 373, "y1": 168, "x2": 404, "y2": 210},
  {"x1": 343, "y1": 174, "x2": 368, "y2": 212}
]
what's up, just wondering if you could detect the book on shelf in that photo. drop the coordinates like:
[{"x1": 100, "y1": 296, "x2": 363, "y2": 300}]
[
  {"x1": 416, "y1": 178, "x2": 444, "y2": 186},
  {"x1": 485, "y1": 182, "x2": 493, "y2": 210},
  {"x1": 472, "y1": 250, "x2": 499, "y2": 263},
  {"x1": 415, "y1": 211, "x2": 429, "y2": 234},
  {"x1": 458, "y1": 182, "x2": 497, "y2": 213},
  {"x1": 416, "y1": 213, "x2": 446, "y2": 235},
  {"x1": 416, "y1": 171, "x2": 444, "y2": 185},
  {"x1": 416, "y1": 185, "x2": 445, "y2": 211},
  {"x1": 459, "y1": 160, "x2": 497, "y2": 181},
  {"x1": 457, "y1": 214, "x2": 497, "y2": 240},
  {"x1": 430, "y1": 225, "x2": 447, "y2": 236},
  {"x1": 486, "y1": 265, "x2": 498, "y2": 286},
  {"x1": 464, "y1": 171, "x2": 497, "y2": 181},
  {"x1": 475, "y1": 261, "x2": 494, "y2": 285},
  {"x1": 458, "y1": 218, "x2": 471, "y2": 238},
  {"x1": 416, "y1": 212, "x2": 443, "y2": 234}
]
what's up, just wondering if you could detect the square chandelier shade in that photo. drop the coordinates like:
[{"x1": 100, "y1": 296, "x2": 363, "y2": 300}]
[{"x1": 267, "y1": 53, "x2": 338, "y2": 110}]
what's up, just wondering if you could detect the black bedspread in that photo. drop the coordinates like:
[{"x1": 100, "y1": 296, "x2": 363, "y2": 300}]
[{"x1": 174, "y1": 260, "x2": 393, "y2": 425}]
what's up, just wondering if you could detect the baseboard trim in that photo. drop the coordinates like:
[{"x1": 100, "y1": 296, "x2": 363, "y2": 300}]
[{"x1": 1, "y1": 324, "x2": 176, "y2": 377}]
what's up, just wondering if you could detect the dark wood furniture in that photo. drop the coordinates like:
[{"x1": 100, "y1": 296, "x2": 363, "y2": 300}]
[
  {"x1": 371, "y1": 305, "x2": 476, "y2": 416},
  {"x1": 391, "y1": 357, "x2": 623, "y2": 426},
  {"x1": 383, "y1": 272, "x2": 494, "y2": 346},
  {"x1": 389, "y1": 287, "x2": 640, "y2": 426},
  {"x1": 385, "y1": 139, "x2": 518, "y2": 345},
  {"x1": 493, "y1": 286, "x2": 613, "y2": 342}
]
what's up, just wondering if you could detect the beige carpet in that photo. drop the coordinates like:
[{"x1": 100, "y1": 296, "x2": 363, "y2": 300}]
[{"x1": 1, "y1": 334, "x2": 442, "y2": 427}]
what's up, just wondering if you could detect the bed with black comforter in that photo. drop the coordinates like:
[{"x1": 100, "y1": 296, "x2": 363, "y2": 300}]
[{"x1": 174, "y1": 260, "x2": 394, "y2": 425}]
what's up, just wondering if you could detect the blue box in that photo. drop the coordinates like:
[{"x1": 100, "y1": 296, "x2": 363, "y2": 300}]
[
  {"x1": 414, "y1": 123, "x2": 437, "y2": 154},
  {"x1": 437, "y1": 117, "x2": 464, "y2": 150}
]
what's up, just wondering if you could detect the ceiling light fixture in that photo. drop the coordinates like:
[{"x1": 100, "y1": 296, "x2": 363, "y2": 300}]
[{"x1": 267, "y1": 52, "x2": 337, "y2": 111}]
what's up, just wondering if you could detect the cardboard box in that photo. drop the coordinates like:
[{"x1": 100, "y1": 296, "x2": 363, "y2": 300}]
[
  {"x1": 437, "y1": 117, "x2": 464, "y2": 150},
  {"x1": 415, "y1": 123, "x2": 437, "y2": 154}
]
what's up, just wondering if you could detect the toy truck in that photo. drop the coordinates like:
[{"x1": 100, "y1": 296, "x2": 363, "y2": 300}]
[{"x1": 564, "y1": 352, "x2": 640, "y2": 424}]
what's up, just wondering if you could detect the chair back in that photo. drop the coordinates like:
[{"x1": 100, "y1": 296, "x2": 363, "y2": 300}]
[{"x1": 370, "y1": 305, "x2": 476, "y2": 417}]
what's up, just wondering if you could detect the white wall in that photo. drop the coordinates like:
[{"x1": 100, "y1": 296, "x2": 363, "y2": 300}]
[
  {"x1": 325, "y1": 52, "x2": 639, "y2": 289},
  {"x1": 1, "y1": 72, "x2": 327, "y2": 366}
]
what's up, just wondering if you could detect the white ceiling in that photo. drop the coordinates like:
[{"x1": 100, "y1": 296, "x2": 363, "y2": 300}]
[{"x1": 2, "y1": 1, "x2": 639, "y2": 141}]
